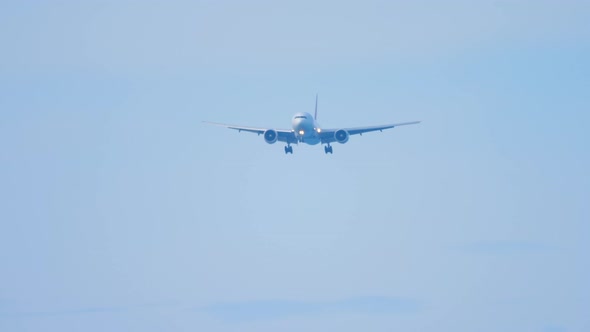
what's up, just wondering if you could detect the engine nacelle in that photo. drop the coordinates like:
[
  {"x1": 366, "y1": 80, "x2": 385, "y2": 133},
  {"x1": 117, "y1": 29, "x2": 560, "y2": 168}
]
[
  {"x1": 263, "y1": 129, "x2": 278, "y2": 144},
  {"x1": 334, "y1": 129, "x2": 349, "y2": 144}
]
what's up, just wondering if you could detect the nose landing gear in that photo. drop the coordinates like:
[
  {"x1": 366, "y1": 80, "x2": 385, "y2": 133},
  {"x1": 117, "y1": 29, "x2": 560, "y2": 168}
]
[
  {"x1": 324, "y1": 145, "x2": 333, "y2": 154},
  {"x1": 284, "y1": 145, "x2": 293, "y2": 154}
]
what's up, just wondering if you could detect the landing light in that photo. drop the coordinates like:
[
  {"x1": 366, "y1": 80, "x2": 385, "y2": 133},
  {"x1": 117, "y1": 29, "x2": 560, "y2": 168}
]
[
  {"x1": 298, "y1": 130, "x2": 305, "y2": 135},
  {"x1": 316, "y1": 128, "x2": 322, "y2": 133}
]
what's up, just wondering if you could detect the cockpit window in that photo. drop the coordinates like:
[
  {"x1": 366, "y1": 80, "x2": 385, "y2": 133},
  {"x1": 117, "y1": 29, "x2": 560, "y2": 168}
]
[{"x1": 294, "y1": 115, "x2": 307, "y2": 119}]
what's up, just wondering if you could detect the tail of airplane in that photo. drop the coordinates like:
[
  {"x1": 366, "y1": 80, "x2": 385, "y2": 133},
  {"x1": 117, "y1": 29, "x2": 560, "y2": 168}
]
[{"x1": 314, "y1": 94, "x2": 318, "y2": 120}]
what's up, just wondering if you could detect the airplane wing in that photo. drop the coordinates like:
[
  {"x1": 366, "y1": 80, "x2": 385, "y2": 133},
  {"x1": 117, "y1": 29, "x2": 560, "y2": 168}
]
[
  {"x1": 203, "y1": 121, "x2": 298, "y2": 144},
  {"x1": 319, "y1": 121, "x2": 421, "y2": 143}
]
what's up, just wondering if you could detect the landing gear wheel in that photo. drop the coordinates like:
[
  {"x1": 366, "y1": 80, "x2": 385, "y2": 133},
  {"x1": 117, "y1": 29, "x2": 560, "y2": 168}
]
[
  {"x1": 284, "y1": 146, "x2": 293, "y2": 154},
  {"x1": 324, "y1": 145, "x2": 333, "y2": 154}
]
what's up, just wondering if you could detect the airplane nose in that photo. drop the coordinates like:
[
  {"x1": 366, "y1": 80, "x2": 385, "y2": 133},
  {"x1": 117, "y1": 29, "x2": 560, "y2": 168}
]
[{"x1": 292, "y1": 118, "x2": 303, "y2": 128}]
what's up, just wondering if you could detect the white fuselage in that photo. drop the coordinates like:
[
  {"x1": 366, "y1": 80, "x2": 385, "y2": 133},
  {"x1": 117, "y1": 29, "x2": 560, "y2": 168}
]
[{"x1": 291, "y1": 112, "x2": 321, "y2": 145}]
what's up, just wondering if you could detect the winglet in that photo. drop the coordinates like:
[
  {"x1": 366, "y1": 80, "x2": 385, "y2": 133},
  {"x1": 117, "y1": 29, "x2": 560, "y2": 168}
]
[{"x1": 314, "y1": 93, "x2": 318, "y2": 120}]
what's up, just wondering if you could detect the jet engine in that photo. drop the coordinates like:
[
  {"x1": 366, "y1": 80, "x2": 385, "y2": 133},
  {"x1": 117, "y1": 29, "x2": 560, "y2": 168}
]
[
  {"x1": 263, "y1": 129, "x2": 278, "y2": 144},
  {"x1": 334, "y1": 129, "x2": 349, "y2": 144}
]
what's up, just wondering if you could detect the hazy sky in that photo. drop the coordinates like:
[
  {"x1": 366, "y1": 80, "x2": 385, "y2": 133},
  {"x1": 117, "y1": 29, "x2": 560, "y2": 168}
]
[{"x1": 1, "y1": 1, "x2": 589, "y2": 331}]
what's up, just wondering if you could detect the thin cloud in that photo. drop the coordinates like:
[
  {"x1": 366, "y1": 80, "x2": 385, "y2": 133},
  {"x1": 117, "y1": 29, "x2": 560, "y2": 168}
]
[
  {"x1": 454, "y1": 240, "x2": 554, "y2": 254},
  {"x1": 0, "y1": 306, "x2": 126, "y2": 318},
  {"x1": 199, "y1": 296, "x2": 422, "y2": 323},
  {"x1": 0, "y1": 302, "x2": 182, "y2": 318},
  {"x1": 543, "y1": 326, "x2": 568, "y2": 332}
]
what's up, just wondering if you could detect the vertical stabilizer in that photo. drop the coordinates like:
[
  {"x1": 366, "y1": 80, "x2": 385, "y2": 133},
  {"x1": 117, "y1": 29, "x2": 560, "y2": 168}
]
[{"x1": 314, "y1": 94, "x2": 318, "y2": 120}]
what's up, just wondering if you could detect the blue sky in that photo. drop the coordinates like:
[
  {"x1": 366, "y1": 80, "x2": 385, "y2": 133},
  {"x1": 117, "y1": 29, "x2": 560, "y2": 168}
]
[{"x1": 1, "y1": 1, "x2": 589, "y2": 331}]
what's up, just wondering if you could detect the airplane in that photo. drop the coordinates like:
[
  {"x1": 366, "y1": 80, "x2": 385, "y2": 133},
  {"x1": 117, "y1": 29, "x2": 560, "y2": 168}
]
[{"x1": 204, "y1": 95, "x2": 420, "y2": 154}]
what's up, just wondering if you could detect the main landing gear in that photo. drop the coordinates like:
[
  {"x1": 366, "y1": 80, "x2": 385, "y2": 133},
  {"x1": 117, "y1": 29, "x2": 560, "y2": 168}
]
[
  {"x1": 284, "y1": 145, "x2": 293, "y2": 154},
  {"x1": 324, "y1": 145, "x2": 333, "y2": 154}
]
